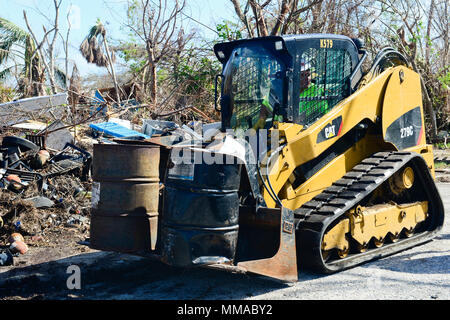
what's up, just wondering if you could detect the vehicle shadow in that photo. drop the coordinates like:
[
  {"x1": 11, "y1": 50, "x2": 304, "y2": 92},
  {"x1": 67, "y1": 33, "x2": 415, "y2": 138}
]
[
  {"x1": 361, "y1": 249, "x2": 450, "y2": 275},
  {"x1": 0, "y1": 251, "x2": 323, "y2": 300},
  {"x1": 435, "y1": 232, "x2": 450, "y2": 240}
]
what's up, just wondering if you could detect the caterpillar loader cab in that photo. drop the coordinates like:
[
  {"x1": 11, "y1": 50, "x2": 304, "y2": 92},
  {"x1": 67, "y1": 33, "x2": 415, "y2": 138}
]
[
  {"x1": 206, "y1": 34, "x2": 445, "y2": 281},
  {"x1": 215, "y1": 34, "x2": 361, "y2": 131}
]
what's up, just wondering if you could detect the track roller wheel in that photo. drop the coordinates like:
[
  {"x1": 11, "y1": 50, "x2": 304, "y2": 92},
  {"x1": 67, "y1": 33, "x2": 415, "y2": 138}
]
[
  {"x1": 404, "y1": 227, "x2": 415, "y2": 238},
  {"x1": 337, "y1": 247, "x2": 350, "y2": 258},
  {"x1": 356, "y1": 242, "x2": 369, "y2": 253},
  {"x1": 389, "y1": 232, "x2": 400, "y2": 243},
  {"x1": 373, "y1": 237, "x2": 385, "y2": 248}
]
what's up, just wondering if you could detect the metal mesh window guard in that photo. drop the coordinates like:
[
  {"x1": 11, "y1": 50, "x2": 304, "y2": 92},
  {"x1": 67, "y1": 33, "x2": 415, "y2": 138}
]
[
  {"x1": 298, "y1": 48, "x2": 352, "y2": 126},
  {"x1": 224, "y1": 46, "x2": 284, "y2": 131},
  {"x1": 232, "y1": 57, "x2": 266, "y2": 128}
]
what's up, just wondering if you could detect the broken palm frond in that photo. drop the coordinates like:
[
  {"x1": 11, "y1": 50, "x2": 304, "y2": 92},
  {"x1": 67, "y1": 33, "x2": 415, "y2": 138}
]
[
  {"x1": 80, "y1": 20, "x2": 121, "y2": 104},
  {"x1": 80, "y1": 22, "x2": 116, "y2": 67},
  {"x1": 0, "y1": 17, "x2": 30, "y2": 65}
]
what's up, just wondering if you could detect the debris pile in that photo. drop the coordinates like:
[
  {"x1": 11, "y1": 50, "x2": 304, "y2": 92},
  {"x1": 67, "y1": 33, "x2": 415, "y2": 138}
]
[
  {"x1": 0, "y1": 92, "x2": 218, "y2": 267},
  {"x1": 0, "y1": 129, "x2": 92, "y2": 266}
]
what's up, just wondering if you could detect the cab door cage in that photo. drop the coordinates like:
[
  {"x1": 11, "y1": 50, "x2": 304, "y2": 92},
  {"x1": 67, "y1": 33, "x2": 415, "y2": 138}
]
[{"x1": 297, "y1": 47, "x2": 353, "y2": 126}]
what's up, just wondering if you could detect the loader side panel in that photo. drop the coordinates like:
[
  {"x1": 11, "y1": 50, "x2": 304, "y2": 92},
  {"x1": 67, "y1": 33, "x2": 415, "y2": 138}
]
[
  {"x1": 382, "y1": 66, "x2": 426, "y2": 150},
  {"x1": 385, "y1": 107, "x2": 423, "y2": 150}
]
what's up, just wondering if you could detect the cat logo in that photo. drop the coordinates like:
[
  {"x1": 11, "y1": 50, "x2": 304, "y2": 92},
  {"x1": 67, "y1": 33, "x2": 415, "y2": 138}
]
[
  {"x1": 317, "y1": 116, "x2": 343, "y2": 143},
  {"x1": 325, "y1": 125, "x2": 336, "y2": 139}
]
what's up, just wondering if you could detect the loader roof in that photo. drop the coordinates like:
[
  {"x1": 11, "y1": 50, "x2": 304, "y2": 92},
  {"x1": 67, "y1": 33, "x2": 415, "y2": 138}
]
[{"x1": 213, "y1": 33, "x2": 360, "y2": 64}]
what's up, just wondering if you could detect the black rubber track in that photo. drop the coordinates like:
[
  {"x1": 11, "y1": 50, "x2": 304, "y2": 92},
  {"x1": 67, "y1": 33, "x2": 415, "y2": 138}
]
[{"x1": 294, "y1": 151, "x2": 445, "y2": 274}]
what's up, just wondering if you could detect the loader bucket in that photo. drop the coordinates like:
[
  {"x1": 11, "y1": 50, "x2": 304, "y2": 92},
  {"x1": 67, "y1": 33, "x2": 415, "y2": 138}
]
[{"x1": 236, "y1": 206, "x2": 298, "y2": 282}]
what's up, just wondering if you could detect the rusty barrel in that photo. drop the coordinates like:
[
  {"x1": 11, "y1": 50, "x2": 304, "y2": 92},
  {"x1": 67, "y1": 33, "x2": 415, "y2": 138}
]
[
  {"x1": 161, "y1": 148, "x2": 241, "y2": 267},
  {"x1": 90, "y1": 143, "x2": 161, "y2": 253}
]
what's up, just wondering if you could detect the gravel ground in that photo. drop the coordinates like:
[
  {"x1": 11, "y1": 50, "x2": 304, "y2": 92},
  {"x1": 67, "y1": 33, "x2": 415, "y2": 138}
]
[
  {"x1": 250, "y1": 183, "x2": 450, "y2": 300},
  {"x1": 0, "y1": 183, "x2": 448, "y2": 301}
]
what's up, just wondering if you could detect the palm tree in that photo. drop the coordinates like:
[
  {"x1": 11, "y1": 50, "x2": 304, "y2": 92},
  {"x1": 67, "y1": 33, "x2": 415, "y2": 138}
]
[
  {"x1": 0, "y1": 17, "x2": 45, "y2": 97},
  {"x1": 80, "y1": 20, "x2": 121, "y2": 103}
]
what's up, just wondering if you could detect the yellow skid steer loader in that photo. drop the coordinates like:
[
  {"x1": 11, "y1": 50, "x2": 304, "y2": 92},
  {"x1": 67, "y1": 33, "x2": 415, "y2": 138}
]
[{"x1": 90, "y1": 34, "x2": 444, "y2": 282}]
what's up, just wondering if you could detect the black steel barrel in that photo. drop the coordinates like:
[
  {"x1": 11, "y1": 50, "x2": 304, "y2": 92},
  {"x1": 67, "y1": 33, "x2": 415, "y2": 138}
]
[
  {"x1": 90, "y1": 143, "x2": 161, "y2": 253},
  {"x1": 161, "y1": 148, "x2": 241, "y2": 266}
]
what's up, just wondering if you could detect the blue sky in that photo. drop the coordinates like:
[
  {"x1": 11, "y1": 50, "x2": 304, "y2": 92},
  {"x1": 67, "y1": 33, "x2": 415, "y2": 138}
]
[{"x1": 1, "y1": 0, "x2": 236, "y2": 77}]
